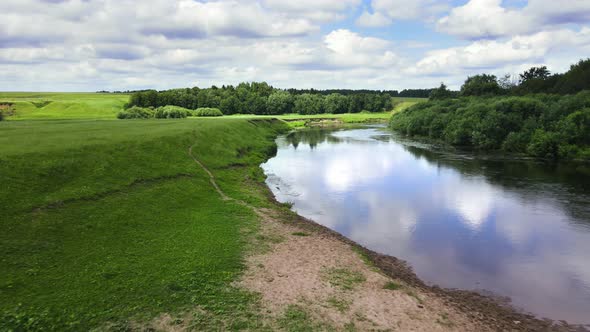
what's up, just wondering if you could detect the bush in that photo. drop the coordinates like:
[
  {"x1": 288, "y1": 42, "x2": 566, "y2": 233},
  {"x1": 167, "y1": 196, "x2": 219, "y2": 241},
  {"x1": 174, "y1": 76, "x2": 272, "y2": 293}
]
[
  {"x1": 390, "y1": 90, "x2": 590, "y2": 161},
  {"x1": 117, "y1": 106, "x2": 155, "y2": 119},
  {"x1": 154, "y1": 105, "x2": 192, "y2": 119},
  {"x1": 527, "y1": 129, "x2": 560, "y2": 159},
  {"x1": 194, "y1": 108, "x2": 223, "y2": 117},
  {"x1": 0, "y1": 111, "x2": 4, "y2": 121}
]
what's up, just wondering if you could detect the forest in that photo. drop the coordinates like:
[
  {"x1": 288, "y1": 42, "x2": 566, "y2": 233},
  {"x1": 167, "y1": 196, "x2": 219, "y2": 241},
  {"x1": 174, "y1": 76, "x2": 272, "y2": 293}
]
[
  {"x1": 391, "y1": 59, "x2": 590, "y2": 161},
  {"x1": 125, "y1": 83, "x2": 430, "y2": 116}
]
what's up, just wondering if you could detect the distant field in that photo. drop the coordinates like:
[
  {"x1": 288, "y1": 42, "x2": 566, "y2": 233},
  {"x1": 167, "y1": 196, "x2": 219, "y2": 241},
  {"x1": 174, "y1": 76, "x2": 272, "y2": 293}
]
[
  {"x1": 0, "y1": 92, "x2": 129, "y2": 120},
  {"x1": 0, "y1": 92, "x2": 425, "y2": 121}
]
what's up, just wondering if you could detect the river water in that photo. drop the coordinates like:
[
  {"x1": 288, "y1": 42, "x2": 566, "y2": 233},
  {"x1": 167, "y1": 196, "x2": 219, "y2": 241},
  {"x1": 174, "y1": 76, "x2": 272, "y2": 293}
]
[{"x1": 261, "y1": 125, "x2": 590, "y2": 324}]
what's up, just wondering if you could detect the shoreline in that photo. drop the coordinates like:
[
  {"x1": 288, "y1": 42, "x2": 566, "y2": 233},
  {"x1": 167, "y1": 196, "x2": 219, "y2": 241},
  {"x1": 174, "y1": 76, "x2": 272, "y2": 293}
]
[{"x1": 254, "y1": 123, "x2": 588, "y2": 331}]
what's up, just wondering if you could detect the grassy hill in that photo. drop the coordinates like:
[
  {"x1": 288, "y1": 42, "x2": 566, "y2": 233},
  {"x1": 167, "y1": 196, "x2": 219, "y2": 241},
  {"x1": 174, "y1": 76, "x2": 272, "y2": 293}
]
[
  {"x1": 0, "y1": 92, "x2": 129, "y2": 120},
  {"x1": 0, "y1": 118, "x2": 288, "y2": 330}
]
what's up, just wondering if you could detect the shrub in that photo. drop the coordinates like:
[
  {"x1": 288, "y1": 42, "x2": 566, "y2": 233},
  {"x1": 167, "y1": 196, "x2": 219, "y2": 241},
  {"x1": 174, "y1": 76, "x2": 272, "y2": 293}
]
[
  {"x1": 0, "y1": 111, "x2": 3, "y2": 121},
  {"x1": 116, "y1": 106, "x2": 155, "y2": 119},
  {"x1": 390, "y1": 91, "x2": 590, "y2": 161},
  {"x1": 154, "y1": 105, "x2": 192, "y2": 119},
  {"x1": 194, "y1": 108, "x2": 223, "y2": 117},
  {"x1": 527, "y1": 129, "x2": 560, "y2": 159}
]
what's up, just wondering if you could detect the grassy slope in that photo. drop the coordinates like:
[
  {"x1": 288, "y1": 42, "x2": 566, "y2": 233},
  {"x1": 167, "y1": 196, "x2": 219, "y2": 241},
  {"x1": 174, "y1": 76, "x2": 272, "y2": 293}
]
[
  {"x1": 0, "y1": 93, "x2": 425, "y2": 121},
  {"x1": 0, "y1": 118, "x2": 287, "y2": 330},
  {"x1": 0, "y1": 92, "x2": 129, "y2": 120},
  {"x1": 0, "y1": 93, "x2": 425, "y2": 330}
]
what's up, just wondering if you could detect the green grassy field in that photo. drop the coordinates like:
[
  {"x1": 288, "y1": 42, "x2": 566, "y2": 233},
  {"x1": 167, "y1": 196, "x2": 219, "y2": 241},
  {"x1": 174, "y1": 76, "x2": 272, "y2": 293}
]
[
  {"x1": 0, "y1": 92, "x2": 129, "y2": 120},
  {"x1": 0, "y1": 92, "x2": 425, "y2": 121},
  {"x1": 0, "y1": 118, "x2": 288, "y2": 330},
  {"x1": 0, "y1": 92, "x2": 426, "y2": 330}
]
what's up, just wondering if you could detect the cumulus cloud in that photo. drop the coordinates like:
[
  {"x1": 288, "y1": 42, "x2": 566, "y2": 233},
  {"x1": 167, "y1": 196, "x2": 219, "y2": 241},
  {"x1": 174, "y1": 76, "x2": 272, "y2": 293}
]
[
  {"x1": 360, "y1": 0, "x2": 450, "y2": 25},
  {"x1": 262, "y1": 0, "x2": 361, "y2": 22},
  {"x1": 0, "y1": 0, "x2": 589, "y2": 91},
  {"x1": 411, "y1": 27, "x2": 590, "y2": 75},
  {"x1": 438, "y1": 0, "x2": 590, "y2": 40}
]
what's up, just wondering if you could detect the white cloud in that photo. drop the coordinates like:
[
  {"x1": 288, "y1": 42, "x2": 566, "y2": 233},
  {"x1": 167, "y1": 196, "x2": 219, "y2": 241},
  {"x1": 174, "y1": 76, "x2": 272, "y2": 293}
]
[
  {"x1": 263, "y1": 0, "x2": 361, "y2": 22},
  {"x1": 411, "y1": 28, "x2": 590, "y2": 76},
  {"x1": 363, "y1": 0, "x2": 450, "y2": 25},
  {"x1": 437, "y1": 0, "x2": 590, "y2": 39},
  {"x1": 0, "y1": 0, "x2": 589, "y2": 91}
]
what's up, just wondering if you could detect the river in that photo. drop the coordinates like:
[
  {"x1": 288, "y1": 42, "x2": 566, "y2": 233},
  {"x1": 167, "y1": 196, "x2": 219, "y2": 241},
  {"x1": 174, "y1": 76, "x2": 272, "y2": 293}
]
[{"x1": 261, "y1": 125, "x2": 590, "y2": 324}]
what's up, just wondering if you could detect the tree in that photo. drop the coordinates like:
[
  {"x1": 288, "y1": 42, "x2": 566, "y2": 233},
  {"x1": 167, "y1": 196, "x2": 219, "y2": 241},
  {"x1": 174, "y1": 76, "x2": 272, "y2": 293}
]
[
  {"x1": 460, "y1": 74, "x2": 501, "y2": 96},
  {"x1": 323, "y1": 93, "x2": 349, "y2": 114},
  {"x1": 429, "y1": 83, "x2": 452, "y2": 100},
  {"x1": 294, "y1": 94, "x2": 323, "y2": 115},
  {"x1": 220, "y1": 95, "x2": 240, "y2": 114},
  {"x1": 266, "y1": 91, "x2": 293, "y2": 115},
  {"x1": 520, "y1": 66, "x2": 550, "y2": 83},
  {"x1": 553, "y1": 59, "x2": 590, "y2": 94},
  {"x1": 498, "y1": 74, "x2": 518, "y2": 91}
]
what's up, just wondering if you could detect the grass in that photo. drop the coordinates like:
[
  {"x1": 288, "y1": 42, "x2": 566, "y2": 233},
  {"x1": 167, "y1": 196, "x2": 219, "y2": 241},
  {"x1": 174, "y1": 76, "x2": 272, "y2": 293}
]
[
  {"x1": 291, "y1": 232, "x2": 310, "y2": 237},
  {"x1": 0, "y1": 92, "x2": 426, "y2": 330},
  {"x1": 0, "y1": 92, "x2": 129, "y2": 120},
  {"x1": 322, "y1": 268, "x2": 366, "y2": 291},
  {"x1": 277, "y1": 305, "x2": 328, "y2": 332},
  {"x1": 0, "y1": 92, "x2": 424, "y2": 122},
  {"x1": 0, "y1": 117, "x2": 288, "y2": 330},
  {"x1": 326, "y1": 296, "x2": 352, "y2": 313},
  {"x1": 383, "y1": 281, "x2": 403, "y2": 291}
]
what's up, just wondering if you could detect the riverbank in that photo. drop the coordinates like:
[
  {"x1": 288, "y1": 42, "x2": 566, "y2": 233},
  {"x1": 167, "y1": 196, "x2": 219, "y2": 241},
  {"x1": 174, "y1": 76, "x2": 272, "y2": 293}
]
[{"x1": 0, "y1": 118, "x2": 583, "y2": 331}]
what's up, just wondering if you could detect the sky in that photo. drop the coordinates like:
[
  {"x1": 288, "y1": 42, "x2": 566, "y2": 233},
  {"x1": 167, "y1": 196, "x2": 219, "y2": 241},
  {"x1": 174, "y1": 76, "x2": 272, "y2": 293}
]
[{"x1": 1, "y1": 0, "x2": 590, "y2": 91}]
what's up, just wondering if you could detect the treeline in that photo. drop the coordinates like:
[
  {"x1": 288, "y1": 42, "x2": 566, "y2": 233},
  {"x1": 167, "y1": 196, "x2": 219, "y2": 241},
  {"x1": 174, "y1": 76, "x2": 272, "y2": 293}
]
[
  {"x1": 392, "y1": 59, "x2": 590, "y2": 161},
  {"x1": 126, "y1": 82, "x2": 429, "y2": 115},
  {"x1": 285, "y1": 88, "x2": 432, "y2": 98},
  {"x1": 429, "y1": 59, "x2": 590, "y2": 99}
]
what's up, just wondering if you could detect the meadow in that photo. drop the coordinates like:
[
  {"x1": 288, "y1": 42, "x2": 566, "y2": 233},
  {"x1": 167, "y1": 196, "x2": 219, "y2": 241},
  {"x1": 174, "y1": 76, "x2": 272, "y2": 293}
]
[
  {"x1": 0, "y1": 92, "x2": 423, "y2": 330},
  {"x1": 0, "y1": 92, "x2": 421, "y2": 122},
  {"x1": 0, "y1": 92, "x2": 129, "y2": 120},
  {"x1": 0, "y1": 117, "x2": 289, "y2": 330}
]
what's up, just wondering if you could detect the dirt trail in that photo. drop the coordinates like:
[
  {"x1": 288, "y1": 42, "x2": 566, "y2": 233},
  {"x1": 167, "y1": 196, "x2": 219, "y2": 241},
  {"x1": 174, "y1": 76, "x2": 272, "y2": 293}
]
[{"x1": 186, "y1": 144, "x2": 579, "y2": 332}]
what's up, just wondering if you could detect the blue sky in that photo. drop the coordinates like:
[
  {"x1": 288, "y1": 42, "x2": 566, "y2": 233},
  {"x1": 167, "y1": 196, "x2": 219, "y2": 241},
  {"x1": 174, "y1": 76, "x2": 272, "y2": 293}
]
[{"x1": 1, "y1": 0, "x2": 589, "y2": 91}]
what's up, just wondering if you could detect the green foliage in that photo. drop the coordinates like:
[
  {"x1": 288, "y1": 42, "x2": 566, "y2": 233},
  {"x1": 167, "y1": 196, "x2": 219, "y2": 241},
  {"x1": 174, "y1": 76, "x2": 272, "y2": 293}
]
[
  {"x1": 323, "y1": 93, "x2": 349, "y2": 114},
  {"x1": 154, "y1": 105, "x2": 191, "y2": 119},
  {"x1": 293, "y1": 93, "x2": 324, "y2": 115},
  {"x1": 520, "y1": 66, "x2": 550, "y2": 82},
  {"x1": 461, "y1": 74, "x2": 502, "y2": 96},
  {"x1": 127, "y1": 83, "x2": 399, "y2": 116},
  {"x1": 194, "y1": 107, "x2": 223, "y2": 117},
  {"x1": 117, "y1": 106, "x2": 155, "y2": 119},
  {"x1": 553, "y1": 59, "x2": 590, "y2": 95},
  {"x1": 390, "y1": 91, "x2": 590, "y2": 161},
  {"x1": 266, "y1": 90, "x2": 293, "y2": 115},
  {"x1": 429, "y1": 83, "x2": 453, "y2": 100}
]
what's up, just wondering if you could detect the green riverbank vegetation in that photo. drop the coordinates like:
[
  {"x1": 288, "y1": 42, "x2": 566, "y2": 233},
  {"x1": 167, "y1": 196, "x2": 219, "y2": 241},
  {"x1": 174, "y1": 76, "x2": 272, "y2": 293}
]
[
  {"x1": 0, "y1": 118, "x2": 289, "y2": 330},
  {"x1": 391, "y1": 59, "x2": 590, "y2": 161}
]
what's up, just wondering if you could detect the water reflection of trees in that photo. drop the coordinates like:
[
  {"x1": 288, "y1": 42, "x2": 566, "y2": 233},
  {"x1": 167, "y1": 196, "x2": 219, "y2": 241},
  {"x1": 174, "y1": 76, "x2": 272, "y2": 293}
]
[
  {"x1": 402, "y1": 144, "x2": 590, "y2": 224},
  {"x1": 285, "y1": 128, "x2": 342, "y2": 150}
]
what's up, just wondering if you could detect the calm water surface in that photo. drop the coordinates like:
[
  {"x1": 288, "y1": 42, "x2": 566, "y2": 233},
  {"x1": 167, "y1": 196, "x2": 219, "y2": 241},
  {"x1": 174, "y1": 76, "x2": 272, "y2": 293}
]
[{"x1": 261, "y1": 125, "x2": 590, "y2": 324}]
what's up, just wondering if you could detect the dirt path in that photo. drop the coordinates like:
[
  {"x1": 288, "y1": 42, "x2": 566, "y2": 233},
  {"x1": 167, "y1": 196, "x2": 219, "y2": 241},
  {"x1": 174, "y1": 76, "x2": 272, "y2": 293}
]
[{"x1": 186, "y1": 144, "x2": 579, "y2": 332}]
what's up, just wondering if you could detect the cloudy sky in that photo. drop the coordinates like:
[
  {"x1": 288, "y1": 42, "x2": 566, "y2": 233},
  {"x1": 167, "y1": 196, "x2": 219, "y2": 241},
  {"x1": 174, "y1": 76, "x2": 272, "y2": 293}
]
[{"x1": 1, "y1": 0, "x2": 590, "y2": 91}]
